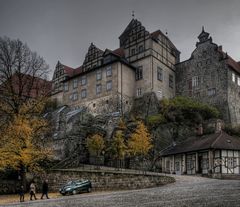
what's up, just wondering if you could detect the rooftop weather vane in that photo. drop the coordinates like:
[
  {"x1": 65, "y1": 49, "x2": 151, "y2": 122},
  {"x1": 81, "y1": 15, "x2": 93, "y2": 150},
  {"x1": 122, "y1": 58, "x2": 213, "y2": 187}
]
[
  {"x1": 165, "y1": 29, "x2": 168, "y2": 36},
  {"x1": 132, "y1": 11, "x2": 135, "y2": 18}
]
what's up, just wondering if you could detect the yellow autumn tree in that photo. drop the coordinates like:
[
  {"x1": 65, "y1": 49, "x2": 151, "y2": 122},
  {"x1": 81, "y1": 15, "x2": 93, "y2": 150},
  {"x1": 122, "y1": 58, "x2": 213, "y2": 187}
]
[
  {"x1": 109, "y1": 131, "x2": 128, "y2": 159},
  {"x1": 128, "y1": 121, "x2": 153, "y2": 157},
  {"x1": 0, "y1": 98, "x2": 52, "y2": 177},
  {"x1": 86, "y1": 134, "x2": 105, "y2": 156},
  {"x1": 108, "y1": 130, "x2": 128, "y2": 169}
]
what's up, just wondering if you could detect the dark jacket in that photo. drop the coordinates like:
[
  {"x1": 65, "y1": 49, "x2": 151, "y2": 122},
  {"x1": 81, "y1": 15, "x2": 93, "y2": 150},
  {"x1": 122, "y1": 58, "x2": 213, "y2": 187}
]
[
  {"x1": 42, "y1": 182, "x2": 49, "y2": 193},
  {"x1": 19, "y1": 186, "x2": 24, "y2": 195}
]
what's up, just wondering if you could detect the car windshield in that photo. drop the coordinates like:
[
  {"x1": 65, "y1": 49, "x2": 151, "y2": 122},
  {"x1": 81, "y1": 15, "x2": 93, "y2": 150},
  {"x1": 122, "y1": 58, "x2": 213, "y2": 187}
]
[{"x1": 66, "y1": 181, "x2": 76, "y2": 185}]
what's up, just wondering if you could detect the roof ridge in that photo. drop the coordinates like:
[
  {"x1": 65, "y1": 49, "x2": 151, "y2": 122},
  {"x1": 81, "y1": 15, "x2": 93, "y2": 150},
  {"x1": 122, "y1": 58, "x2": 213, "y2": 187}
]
[{"x1": 210, "y1": 131, "x2": 223, "y2": 148}]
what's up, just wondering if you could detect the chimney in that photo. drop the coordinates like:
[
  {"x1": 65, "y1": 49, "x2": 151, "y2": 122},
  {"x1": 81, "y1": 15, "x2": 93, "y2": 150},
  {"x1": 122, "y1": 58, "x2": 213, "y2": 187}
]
[
  {"x1": 215, "y1": 119, "x2": 222, "y2": 133},
  {"x1": 197, "y1": 124, "x2": 203, "y2": 136}
]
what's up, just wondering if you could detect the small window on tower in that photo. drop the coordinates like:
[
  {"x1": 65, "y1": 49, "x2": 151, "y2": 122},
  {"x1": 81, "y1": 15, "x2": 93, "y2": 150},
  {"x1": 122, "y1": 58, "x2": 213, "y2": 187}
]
[
  {"x1": 169, "y1": 74, "x2": 174, "y2": 88},
  {"x1": 138, "y1": 45, "x2": 144, "y2": 53},
  {"x1": 232, "y1": 73, "x2": 236, "y2": 82},
  {"x1": 157, "y1": 67, "x2": 163, "y2": 81},
  {"x1": 131, "y1": 48, "x2": 135, "y2": 56},
  {"x1": 137, "y1": 88, "x2": 142, "y2": 97},
  {"x1": 136, "y1": 66, "x2": 143, "y2": 80}
]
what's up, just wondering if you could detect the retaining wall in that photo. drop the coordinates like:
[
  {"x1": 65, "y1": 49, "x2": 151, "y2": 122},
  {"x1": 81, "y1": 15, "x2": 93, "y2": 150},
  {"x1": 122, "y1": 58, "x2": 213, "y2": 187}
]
[{"x1": 47, "y1": 169, "x2": 175, "y2": 192}]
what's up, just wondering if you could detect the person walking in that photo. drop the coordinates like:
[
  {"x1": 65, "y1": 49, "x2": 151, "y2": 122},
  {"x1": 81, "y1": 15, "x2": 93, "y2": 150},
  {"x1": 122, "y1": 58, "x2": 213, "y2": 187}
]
[
  {"x1": 29, "y1": 181, "x2": 37, "y2": 200},
  {"x1": 41, "y1": 179, "x2": 50, "y2": 199},
  {"x1": 19, "y1": 185, "x2": 24, "y2": 202}
]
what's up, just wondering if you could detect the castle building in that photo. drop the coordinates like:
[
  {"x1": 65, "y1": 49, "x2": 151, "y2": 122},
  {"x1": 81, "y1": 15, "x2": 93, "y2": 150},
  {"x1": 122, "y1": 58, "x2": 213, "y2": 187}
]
[
  {"x1": 51, "y1": 19, "x2": 180, "y2": 114},
  {"x1": 176, "y1": 27, "x2": 240, "y2": 125}
]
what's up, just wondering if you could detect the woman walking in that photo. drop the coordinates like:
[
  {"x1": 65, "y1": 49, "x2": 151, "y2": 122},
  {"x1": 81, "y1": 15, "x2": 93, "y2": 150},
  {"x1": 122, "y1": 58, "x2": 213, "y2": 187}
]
[{"x1": 29, "y1": 181, "x2": 37, "y2": 200}]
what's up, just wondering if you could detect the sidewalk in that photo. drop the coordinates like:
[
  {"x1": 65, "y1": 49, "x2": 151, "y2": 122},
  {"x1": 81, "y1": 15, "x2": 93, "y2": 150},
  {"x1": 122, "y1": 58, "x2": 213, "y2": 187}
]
[{"x1": 0, "y1": 193, "x2": 60, "y2": 206}]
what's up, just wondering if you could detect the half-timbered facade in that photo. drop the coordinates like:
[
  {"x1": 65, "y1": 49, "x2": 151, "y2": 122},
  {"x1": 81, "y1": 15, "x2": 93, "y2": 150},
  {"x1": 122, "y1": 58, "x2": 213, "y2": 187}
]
[
  {"x1": 161, "y1": 131, "x2": 240, "y2": 177},
  {"x1": 119, "y1": 19, "x2": 180, "y2": 99}
]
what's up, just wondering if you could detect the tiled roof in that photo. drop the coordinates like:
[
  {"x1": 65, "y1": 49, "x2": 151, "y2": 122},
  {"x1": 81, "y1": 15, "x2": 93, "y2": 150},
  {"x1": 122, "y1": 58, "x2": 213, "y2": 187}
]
[
  {"x1": 1, "y1": 73, "x2": 52, "y2": 98},
  {"x1": 162, "y1": 131, "x2": 240, "y2": 156},
  {"x1": 112, "y1": 48, "x2": 125, "y2": 58},
  {"x1": 63, "y1": 65, "x2": 75, "y2": 76},
  {"x1": 218, "y1": 47, "x2": 240, "y2": 74},
  {"x1": 150, "y1": 30, "x2": 179, "y2": 51}
]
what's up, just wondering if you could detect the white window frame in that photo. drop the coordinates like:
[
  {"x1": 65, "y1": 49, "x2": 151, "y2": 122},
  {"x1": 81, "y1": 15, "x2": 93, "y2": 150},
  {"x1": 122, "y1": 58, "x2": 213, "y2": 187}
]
[
  {"x1": 237, "y1": 77, "x2": 240, "y2": 86},
  {"x1": 96, "y1": 70, "x2": 102, "y2": 80},
  {"x1": 81, "y1": 76, "x2": 87, "y2": 86},
  {"x1": 192, "y1": 76, "x2": 200, "y2": 88},
  {"x1": 64, "y1": 82, "x2": 69, "y2": 91},
  {"x1": 72, "y1": 92, "x2": 78, "y2": 101},
  {"x1": 136, "y1": 88, "x2": 142, "y2": 97},
  {"x1": 232, "y1": 73, "x2": 236, "y2": 82},
  {"x1": 106, "y1": 66, "x2": 112, "y2": 77},
  {"x1": 73, "y1": 79, "x2": 78, "y2": 88},
  {"x1": 207, "y1": 88, "x2": 216, "y2": 96},
  {"x1": 81, "y1": 89, "x2": 87, "y2": 98},
  {"x1": 106, "y1": 80, "x2": 112, "y2": 91}
]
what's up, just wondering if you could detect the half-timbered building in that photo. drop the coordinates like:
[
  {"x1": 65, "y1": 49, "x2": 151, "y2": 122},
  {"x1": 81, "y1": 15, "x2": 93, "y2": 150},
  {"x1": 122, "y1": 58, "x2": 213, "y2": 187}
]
[{"x1": 161, "y1": 130, "x2": 240, "y2": 178}]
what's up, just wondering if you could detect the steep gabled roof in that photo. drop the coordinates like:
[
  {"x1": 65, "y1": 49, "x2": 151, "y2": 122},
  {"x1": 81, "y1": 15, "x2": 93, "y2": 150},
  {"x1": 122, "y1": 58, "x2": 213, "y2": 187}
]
[
  {"x1": 119, "y1": 19, "x2": 150, "y2": 47},
  {"x1": 150, "y1": 30, "x2": 179, "y2": 51},
  {"x1": 112, "y1": 48, "x2": 125, "y2": 58},
  {"x1": 162, "y1": 131, "x2": 240, "y2": 156},
  {"x1": 62, "y1": 65, "x2": 75, "y2": 76},
  {"x1": 119, "y1": 19, "x2": 137, "y2": 39},
  {"x1": 0, "y1": 73, "x2": 52, "y2": 98},
  {"x1": 218, "y1": 47, "x2": 240, "y2": 74}
]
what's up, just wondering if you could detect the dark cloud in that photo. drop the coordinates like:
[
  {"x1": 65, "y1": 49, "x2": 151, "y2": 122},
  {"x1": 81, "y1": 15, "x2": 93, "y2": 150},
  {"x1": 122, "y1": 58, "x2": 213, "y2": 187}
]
[{"x1": 0, "y1": 0, "x2": 239, "y2": 78}]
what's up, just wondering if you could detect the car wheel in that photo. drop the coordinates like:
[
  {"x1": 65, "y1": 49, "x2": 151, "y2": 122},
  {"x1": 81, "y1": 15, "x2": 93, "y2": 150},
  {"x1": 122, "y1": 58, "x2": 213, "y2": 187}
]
[
  {"x1": 72, "y1": 190, "x2": 77, "y2": 195},
  {"x1": 87, "y1": 187, "x2": 92, "y2": 193}
]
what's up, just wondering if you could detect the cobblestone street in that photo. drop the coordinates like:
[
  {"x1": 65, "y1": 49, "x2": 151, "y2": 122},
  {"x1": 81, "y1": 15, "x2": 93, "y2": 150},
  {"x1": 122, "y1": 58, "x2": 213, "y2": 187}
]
[{"x1": 3, "y1": 175, "x2": 240, "y2": 207}]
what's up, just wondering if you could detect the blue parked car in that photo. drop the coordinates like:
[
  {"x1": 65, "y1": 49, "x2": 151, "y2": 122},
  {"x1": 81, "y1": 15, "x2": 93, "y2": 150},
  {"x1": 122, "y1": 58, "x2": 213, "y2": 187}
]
[{"x1": 59, "y1": 180, "x2": 92, "y2": 195}]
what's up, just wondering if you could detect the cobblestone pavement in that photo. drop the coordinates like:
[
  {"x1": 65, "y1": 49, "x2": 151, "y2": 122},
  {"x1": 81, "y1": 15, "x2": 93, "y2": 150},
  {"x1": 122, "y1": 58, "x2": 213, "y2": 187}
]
[{"x1": 3, "y1": 175, "x2": 240, "y2": 207}]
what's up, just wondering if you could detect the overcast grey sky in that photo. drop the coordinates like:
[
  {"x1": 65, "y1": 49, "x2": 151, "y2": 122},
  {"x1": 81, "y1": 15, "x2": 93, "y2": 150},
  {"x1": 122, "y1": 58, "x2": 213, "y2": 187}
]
[{"x1": 0, "y1": 0, "x2": 239, "y2": 79}]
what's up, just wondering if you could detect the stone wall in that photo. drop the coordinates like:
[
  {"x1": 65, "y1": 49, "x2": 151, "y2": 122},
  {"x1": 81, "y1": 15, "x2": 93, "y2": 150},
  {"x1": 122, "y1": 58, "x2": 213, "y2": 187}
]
[
  {"x1": 0, "y1": 180, "x2": 18, "y2": 194},
  {"x1": 175, "y1": 30, "x2": 240, "y2": 125},
  {"x1": 47, "y1": 169, "x2": 175, "y2": 192}
]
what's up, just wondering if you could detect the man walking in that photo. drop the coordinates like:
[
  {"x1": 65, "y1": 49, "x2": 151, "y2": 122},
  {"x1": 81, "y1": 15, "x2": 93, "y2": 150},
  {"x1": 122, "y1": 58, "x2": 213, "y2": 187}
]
[
  {"x1": 41, "y1": 179, "x2": 50, "y2": 199},
  {"x1": 19, "y1": 185, "x2": 24, "y2": 202}
]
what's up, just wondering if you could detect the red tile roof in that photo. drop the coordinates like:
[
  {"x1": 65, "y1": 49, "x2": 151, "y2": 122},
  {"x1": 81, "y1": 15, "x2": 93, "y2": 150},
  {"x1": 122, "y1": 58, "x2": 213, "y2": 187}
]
[
  {"x1": 218, "y1": 47, "x2": 240, "y2": 74},
  {"x1": 1, "y1": 73, "x2": 52, "y2": 98},
  {"x1": 112, "y1": 48, "x2": 125, "y2": 58},
  {"x1": 62, "y1": 65, "x2": 75, "y2": 76}
]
